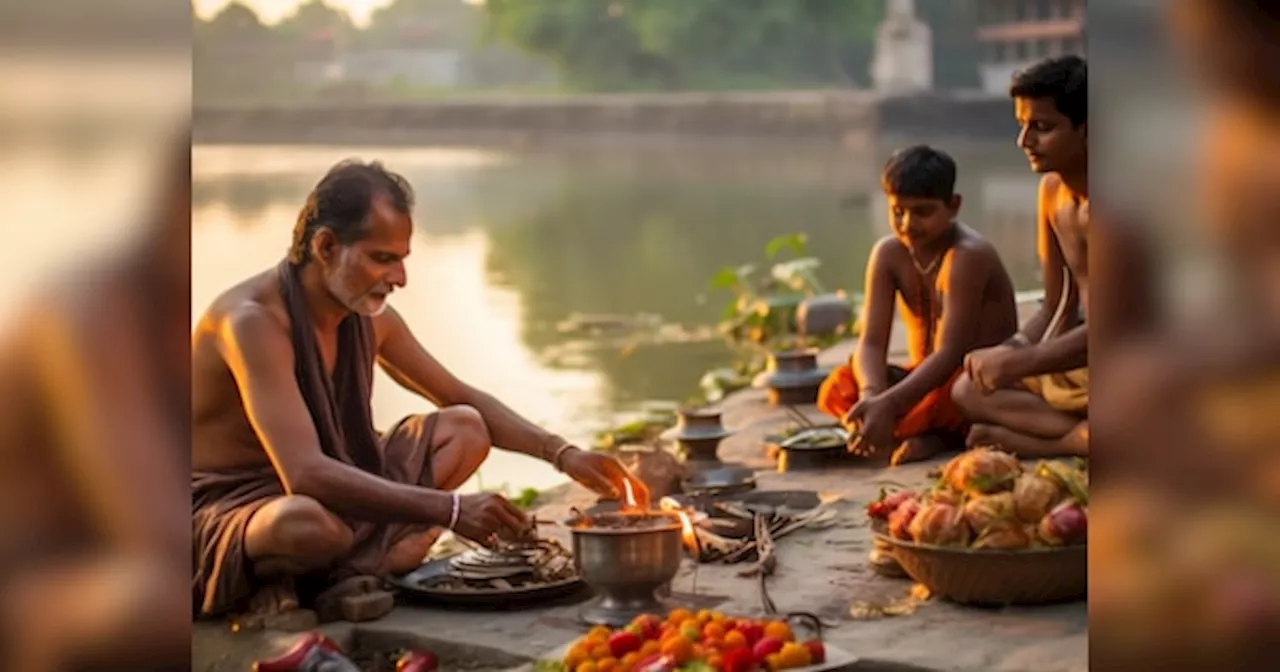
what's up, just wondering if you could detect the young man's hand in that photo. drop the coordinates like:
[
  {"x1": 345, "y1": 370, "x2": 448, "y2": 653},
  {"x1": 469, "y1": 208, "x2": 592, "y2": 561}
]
[
  {"x1": 844, "y1": 394, "x2": 898, "y2": 455},
  {"x1": 964, "y1": 345, "x2": 1023, "y2": 393}
]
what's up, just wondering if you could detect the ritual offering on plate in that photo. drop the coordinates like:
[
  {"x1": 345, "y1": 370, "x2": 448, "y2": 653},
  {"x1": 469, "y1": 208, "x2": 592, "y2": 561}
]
[{"x1": 419, "y1": 537, "x2": 577, "y2": 592}]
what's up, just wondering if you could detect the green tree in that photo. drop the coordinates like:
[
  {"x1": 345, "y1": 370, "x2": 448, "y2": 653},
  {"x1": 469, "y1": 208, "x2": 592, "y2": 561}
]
[{"x1": 480, "y1": 0, "x2": 883, "y2": 91}]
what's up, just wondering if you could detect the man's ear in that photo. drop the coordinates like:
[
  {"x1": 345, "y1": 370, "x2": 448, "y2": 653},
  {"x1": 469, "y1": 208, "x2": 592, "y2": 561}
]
[
  {"x1": 950, "y1": 193, "x2": 964, "y2": 214},
  {"x1": 310, "y1": 227, "x2": 336, "y2": 264}
]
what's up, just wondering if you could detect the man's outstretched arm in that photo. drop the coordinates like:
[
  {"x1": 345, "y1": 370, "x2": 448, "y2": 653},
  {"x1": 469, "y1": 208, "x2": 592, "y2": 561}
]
[
  {"x1": 373, "y1": 307, "x2": 651, "y2": 505},
  {"x1": 220, "y1": 305, "x2": 453, "y2": 526},
  {"x1": 373, "y1": 307, "x2": 570, "y2": 462}
]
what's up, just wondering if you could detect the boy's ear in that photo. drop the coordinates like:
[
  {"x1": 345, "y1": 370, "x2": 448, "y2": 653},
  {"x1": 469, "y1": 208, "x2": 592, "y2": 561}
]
[{"x1": 949, "y1": 193, "x2": 963, "y2": 213}]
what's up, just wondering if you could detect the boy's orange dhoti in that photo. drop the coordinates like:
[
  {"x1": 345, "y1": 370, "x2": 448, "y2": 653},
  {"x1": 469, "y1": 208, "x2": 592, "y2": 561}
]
[{"x1": 816, "y1": 363, "x2": 967, "y2": 440}]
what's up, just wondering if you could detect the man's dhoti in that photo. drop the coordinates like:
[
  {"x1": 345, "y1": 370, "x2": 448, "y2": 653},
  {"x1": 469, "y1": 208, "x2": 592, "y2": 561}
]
[{"x1": 191, "y1": 413, "x2": 438, "y2": 618}]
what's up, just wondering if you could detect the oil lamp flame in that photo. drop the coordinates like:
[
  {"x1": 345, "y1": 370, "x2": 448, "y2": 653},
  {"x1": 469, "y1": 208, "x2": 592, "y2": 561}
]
[
  {"x1": 676, "y1": 510, "x2": 701, "y2": 559},
  {"x1": 658, "y1": 496, "x2": 681, "y2": 512},
  {"x1": 622, "y1": 481, "x2": 638, "y2": 510}
]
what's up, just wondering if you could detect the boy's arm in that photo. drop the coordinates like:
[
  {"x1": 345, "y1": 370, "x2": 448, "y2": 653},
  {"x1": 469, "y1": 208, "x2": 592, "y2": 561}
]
[
  {"x1": 880, "y1": 245, "x2": 989, "y2": 414},
  {"x1": 1009, "y1": 174, "x2": 1070, "y2": 347},
  {"x1": 853, "y1": 239, "x2": 898, "y2": 397}
]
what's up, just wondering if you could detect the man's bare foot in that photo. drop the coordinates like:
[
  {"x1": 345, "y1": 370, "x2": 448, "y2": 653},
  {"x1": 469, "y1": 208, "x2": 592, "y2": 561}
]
[
  {"x1": 889, "y1": 435, "x2": 946, "y2": 466},
  {"x1": 248, "y1": 579, "x2": 299, "y2": 616},
  {"x1": 236, "y1": 579, "x2": 318, "y2": 632}
]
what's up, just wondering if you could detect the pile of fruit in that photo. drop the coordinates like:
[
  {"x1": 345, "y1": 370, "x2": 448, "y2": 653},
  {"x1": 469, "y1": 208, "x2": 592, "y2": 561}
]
[
  {"x1": 867, "y1": 447, "x2": 1088, "y2": 550},
  {"x1": 541, "y1": 609, "x2": 827, "y2": 672}
]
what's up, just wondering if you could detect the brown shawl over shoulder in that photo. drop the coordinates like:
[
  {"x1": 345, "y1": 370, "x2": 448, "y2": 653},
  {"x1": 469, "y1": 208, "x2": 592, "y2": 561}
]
[{"x1": 192, "y1": 261, "x2": 396, "y2": 617}]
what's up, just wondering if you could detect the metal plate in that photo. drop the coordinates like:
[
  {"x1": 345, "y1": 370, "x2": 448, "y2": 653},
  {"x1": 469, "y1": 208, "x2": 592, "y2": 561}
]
[{"x1": 387, "y1": 555, "x2": 590, "y2": 609}]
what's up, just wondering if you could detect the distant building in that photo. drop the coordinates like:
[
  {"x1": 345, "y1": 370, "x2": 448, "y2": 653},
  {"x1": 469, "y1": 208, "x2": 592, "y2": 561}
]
[{"x1": 975, "y1": 0, "x2": 1086, "y2": 94}]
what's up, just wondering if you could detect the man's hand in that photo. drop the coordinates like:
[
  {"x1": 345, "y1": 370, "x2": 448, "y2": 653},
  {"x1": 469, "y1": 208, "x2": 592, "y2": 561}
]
[
  {"x1": 558, "y1": 447, "x2": 652, "y2": 509},
  {"x1": 844, "y1": 394, "x2": 898, "y2": 456},
  {"x1": 964, "y1": 345, "x2": 1023, "y2": 393},
  {"x1": 452, "y1": 492, "x2": 530, "y2": 546}
]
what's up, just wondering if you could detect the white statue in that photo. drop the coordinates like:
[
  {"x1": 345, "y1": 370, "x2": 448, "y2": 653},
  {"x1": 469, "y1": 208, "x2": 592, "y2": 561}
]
[{"x1": 871, "y1": 0, "x2": 934, "y2": 94}]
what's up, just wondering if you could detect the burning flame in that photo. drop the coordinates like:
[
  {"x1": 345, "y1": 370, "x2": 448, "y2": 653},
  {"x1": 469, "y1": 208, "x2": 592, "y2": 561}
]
[
  {"x1": 622, "y1": 480, "x2": 638, "y2": 510},
  {"x1": 677, "y1": 511, "x2": 699, "y2": 555},
  {"x1": 658, "y1": 496, "x2": 681, "y2": 512}
]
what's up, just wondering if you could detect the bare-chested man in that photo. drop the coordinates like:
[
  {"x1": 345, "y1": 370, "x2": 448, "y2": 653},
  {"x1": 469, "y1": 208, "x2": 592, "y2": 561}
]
[
  {"x1": 192, "y1": 160, "x2": 649, "y2": 623},
  {"x1": 952, "y1": 55, "x2": 1089, "y2": 457},
  {"x1": 817, "y1": 145, "x2": 1018, "y2": 465}
]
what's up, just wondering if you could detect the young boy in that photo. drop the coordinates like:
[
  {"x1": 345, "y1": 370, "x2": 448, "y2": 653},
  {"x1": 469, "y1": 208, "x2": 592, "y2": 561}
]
[
  {"x1": 952, "y1": 55, "x2": 1089, "y2": 457},
  {"x1": 817, "y1": 145, "x2": 1018, "y2": 465}
]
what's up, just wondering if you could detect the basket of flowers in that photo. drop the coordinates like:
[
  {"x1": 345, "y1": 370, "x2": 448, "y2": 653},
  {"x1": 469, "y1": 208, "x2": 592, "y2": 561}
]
[{"x1": 867, "y1": 447, "x2": 1088, "y2": 606}]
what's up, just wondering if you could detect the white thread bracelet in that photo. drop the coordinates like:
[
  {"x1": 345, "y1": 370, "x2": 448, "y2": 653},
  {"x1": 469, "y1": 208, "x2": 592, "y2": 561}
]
[
  {"x1": 550, "y1": 443, "x2": 576, "y2": 472},
  {"x1": 448, "y1": 492, "x2": 461, "y2": 530}
]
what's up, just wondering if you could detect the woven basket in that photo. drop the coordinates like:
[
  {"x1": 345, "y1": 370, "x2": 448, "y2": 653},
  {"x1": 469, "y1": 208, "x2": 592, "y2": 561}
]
[{"x1": 874, "y1": 528, "x2": 1086, "y2": 606}]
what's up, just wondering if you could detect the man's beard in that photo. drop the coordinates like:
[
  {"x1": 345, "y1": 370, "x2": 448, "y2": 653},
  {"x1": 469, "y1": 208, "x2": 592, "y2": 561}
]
[{"x1": 325, "y1": 257, "x2": 391, "y2": 317}]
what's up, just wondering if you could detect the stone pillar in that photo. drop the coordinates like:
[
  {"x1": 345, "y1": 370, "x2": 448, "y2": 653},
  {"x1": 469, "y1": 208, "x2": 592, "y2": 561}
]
[{"x1": 870, "y1": 0, "x2": 934, "y2": 94}]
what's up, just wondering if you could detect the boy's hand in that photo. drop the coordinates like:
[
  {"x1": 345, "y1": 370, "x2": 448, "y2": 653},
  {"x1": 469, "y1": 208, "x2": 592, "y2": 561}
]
[
  {"x1": 845, "y1": 394, "x2": 897, "y2": 455},
  {"x1": 964, "y1": 345, "x2": 1022, "y2": 393}
]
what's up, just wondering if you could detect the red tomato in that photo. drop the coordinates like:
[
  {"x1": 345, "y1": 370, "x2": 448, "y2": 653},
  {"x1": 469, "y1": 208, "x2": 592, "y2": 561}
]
[
  {"x1": 608, "y1": 631, "x2": 643, "y2": 658},
  {"x1": 802, "y1": 639, "x2": 826, "y2": 665},
  {"x1": 751, "y1": 637, "x2": 784, "y2": 663}
]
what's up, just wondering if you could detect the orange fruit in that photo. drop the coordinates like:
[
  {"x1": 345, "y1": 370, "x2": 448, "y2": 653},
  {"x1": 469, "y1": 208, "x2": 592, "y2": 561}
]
[
  {"x1": 695, "y1": 609, "x2": 714, "y2": 622},
  {"x1": 702, "y1": 636, "x2": 723, "y2": 652},
  {"x1": 722, "y1": 630, "x2": 748, "y2": 650},
  {"x1": 640, "y1": 639, "x2": 661, "y2": 656},
  {"x1": 619, "y1": 652, "x2": 641, "y2": 671},
  {"x1": 776, "y1": 642, "x2": 812, "y2": 669},
  {"x1": 564, "y1": 643, "x2": 591, "y2": 669},
  {"x1": 765, "y1": 653, "x2": 782, "y2": 671},
  {"x1": 680, "y1": 624, "x2": 702, "y2": 642},
  {"x1": 589, "y1": 643, "x2": 611, "y2": 660},
  {"x1": 763, "y1": 621, "x2": 794, "y2": 643},
  {"x1": 588, "y1": 626, "x2": 613, "y2": 640},
  {"x1": 667, "y1": 608, "x2": 694, "y2": 625},
  {"x1": 703, "y1": 622, "x2": 727, "y2": 640},
  {"x1": 575, "y1": 663, "x2": 598, "y2": 672},
  {"x1": 660, "y1": 635, "x2": 695, "y2": 665},
  {"x1": 596, "y1": 657, "x2": 619, "y2": 672},
  {"x1": 707, "y1": 652, "x2": 724, "y2": 670}
]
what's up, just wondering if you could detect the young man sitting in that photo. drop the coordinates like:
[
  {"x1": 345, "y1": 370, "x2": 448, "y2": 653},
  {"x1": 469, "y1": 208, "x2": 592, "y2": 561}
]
[{"x1": 817, "y1": 145, "x2": 1019, "y2": 465}]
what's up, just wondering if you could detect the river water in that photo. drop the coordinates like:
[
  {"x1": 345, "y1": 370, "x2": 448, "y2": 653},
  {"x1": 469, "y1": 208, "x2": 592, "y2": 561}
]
[{"x1": 192, "y1": 141, "x2": 1042, "y2": 495}]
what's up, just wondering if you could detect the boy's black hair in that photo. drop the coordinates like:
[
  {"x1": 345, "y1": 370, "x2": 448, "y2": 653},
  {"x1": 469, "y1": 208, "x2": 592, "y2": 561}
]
[
  {"x1": 881, "y1": 145, "x2": 957, "y2": 201},
  {"x1": 1009, "y1": 55, "x2": 1088, "y2": 127}
]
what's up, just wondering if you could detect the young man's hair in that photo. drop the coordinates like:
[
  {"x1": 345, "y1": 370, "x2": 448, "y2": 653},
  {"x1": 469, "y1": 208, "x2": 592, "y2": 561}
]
[
  {"x1": 289, "y1": 159, "x2": 415, "y2": 265},
  {"x1": 1009, "y1": 55, "x2": 1087, "y2": 127},
  {"x1": 880, "y1": 145, "x2": 958, "y2": 201}
]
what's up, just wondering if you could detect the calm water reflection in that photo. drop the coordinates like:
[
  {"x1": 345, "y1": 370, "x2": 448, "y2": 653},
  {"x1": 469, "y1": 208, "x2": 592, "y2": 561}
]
[{"x1": 192, "y1": 142, "x2": 1041, "y2": 493}]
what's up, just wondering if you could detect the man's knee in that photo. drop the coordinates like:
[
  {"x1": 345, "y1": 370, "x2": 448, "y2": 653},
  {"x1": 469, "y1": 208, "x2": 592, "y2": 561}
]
[
  {"x1": 246, "y1": 495, "x2": 354, "y2": 563},
  {"x1": 440, "y1": 404, "x2": 491, "y2": 454}
]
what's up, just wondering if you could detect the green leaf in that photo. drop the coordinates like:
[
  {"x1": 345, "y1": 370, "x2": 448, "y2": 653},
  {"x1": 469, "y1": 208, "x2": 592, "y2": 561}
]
[
  {"x1": 708, "y1": 266, "x2": 740, "y2": 290},
  {"x1": 765, "y1": 232, "x2": 808, "y2": 259}
]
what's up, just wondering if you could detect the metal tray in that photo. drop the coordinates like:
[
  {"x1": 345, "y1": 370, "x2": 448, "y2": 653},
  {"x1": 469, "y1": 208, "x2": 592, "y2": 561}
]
[{"x1": 388, "y1": 555, "x2": 590, "y2": 609}]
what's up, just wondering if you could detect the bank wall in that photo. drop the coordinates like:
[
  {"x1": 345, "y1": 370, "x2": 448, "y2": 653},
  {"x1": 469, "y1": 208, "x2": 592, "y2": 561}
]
[{"x1": 193, "y1": 90, "x2": 1015, "y2": 147}]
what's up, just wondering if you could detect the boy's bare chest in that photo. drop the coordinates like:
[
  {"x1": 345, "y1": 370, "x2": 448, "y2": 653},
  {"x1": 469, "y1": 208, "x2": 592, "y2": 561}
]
[{"x1": 1053, "y1": 198, "x2": 1089, "y2": 281}]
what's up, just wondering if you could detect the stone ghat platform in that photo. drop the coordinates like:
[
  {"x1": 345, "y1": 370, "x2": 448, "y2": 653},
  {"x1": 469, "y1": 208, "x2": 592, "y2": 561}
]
[{"x1": 193, "y1": 338, "x2": 1085, "y2": 672}]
